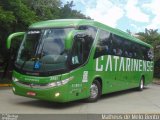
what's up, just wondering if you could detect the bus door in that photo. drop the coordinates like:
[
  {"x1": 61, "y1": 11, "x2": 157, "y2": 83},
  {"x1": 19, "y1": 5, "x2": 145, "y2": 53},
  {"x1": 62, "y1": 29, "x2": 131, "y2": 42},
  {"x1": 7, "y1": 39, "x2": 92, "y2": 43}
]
[{"x1": 68, "y1": 33, "x2": 94, "y2": 100}]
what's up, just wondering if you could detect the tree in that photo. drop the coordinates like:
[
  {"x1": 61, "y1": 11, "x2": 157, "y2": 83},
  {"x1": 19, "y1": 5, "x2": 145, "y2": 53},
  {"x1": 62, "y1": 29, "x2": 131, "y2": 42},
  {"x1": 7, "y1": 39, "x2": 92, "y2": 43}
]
[
  {"x1": 0, "y1": 5, "x2": 16, "y2": 50},
  {"x1": 1, "y1": 0, "x2": 38, "y2": 30},
  {"x1": 60, "y1": 1, "x2": 90, "y2": 19},
  {"x1": 23, "y1": 0, "x2": 61, "y2": 20},
  {"x1": 0, "y1": 0, "x2": 38, "y2": 78}
]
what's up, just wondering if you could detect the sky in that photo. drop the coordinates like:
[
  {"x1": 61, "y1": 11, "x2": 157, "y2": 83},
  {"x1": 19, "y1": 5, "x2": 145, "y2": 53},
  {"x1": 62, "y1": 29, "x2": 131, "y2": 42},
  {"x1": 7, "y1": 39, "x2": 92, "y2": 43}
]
[{"x1": 63, "y1": 0, "x2": 160, "y2": 33}]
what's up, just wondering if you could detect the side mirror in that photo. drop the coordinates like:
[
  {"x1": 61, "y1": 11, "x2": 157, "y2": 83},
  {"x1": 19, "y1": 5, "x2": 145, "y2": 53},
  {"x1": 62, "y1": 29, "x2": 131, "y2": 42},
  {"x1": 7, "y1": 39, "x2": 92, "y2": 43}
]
[
  {"x1": 6, "y1": 32, "x2": 25, "y2": 49},
  {"x1": 65, "y1": 30, "x2": 86, "y2": 50}
]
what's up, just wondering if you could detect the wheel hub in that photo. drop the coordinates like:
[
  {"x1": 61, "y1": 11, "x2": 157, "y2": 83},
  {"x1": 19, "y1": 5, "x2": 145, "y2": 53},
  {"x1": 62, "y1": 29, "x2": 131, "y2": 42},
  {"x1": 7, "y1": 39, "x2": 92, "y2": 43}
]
[
  {"x1": 140, "y1": 80, "x2": 144, "y2": 89},
  {"x1": 90, "y1": 83, "x2": 98, "y2": 99}
]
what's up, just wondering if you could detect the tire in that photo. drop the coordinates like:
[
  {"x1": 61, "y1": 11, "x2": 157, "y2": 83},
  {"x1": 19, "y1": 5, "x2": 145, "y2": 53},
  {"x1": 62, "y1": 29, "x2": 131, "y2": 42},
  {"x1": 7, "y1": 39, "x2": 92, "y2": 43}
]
[
  {"x1": 138, "y1": 77, "x2": 144, "y2": 91},
  {"x1": 86, "y1": 80, "x2": 101, "y2": 102}
]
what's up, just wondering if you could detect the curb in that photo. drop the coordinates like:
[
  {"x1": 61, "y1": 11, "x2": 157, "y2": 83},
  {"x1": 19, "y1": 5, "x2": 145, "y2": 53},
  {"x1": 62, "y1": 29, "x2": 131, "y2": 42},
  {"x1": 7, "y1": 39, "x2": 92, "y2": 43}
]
[{"x1": 0, "y1": 84, "x2": 12, "y2": 87}]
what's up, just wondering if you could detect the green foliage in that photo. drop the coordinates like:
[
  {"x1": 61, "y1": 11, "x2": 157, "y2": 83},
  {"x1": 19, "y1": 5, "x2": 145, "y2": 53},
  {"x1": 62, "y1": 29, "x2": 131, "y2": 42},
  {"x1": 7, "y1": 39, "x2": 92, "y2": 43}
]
[
  {"x1": 1, "y1": 0, "x2": 38, "y2": 30},
  {"x1": 60, "y1": 1, "x2": 90, "y2": 19},
  {"x1": 0, "y1": 0, "x2": 38, "y2": 62},
  {"x1": 23, "y1": 0, "x2": 61, "y2": 20},
  {"x1": 0, "y1": 6, "x2": 15, "y2": 25}
]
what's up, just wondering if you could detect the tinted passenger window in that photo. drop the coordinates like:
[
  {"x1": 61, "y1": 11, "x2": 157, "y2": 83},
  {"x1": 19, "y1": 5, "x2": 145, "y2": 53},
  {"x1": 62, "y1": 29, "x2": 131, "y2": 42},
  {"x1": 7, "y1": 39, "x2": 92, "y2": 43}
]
[
  {"x1": 112, "y1": 34, "x2": 123, "y2": 56},
  {"x1": 94, "y1": 30, "x2": 111, "y2": 58},
  {"x1": 142, "y1": 47, "x2": 153, "y2": 61},
  {"x1": 94, "y1": 30, "x2": 152, "y2": 61}
]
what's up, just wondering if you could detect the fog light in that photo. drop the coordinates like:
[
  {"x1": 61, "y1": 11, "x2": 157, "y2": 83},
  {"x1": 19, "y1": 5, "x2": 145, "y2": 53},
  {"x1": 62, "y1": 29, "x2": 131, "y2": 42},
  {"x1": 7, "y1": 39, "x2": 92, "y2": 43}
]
[
  {"x1": 55, "y1": 92, "x2": 60, "y2": 97},
  {"x1": 12, "y1": 87, "x2": 15, "y2": 92}
]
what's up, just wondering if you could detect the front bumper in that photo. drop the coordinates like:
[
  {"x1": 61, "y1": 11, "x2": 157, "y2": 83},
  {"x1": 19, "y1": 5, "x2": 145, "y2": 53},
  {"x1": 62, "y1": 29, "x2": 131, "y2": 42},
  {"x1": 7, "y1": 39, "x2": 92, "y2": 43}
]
[{"x1": 12, "y1": 81, "x2": 69, "y2": 102}]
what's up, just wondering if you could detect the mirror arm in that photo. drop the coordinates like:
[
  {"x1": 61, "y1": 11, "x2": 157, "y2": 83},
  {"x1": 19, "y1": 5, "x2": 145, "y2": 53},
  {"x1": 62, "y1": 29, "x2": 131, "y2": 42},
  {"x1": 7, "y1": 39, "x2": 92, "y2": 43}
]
[
  {"x1": 7, "y1": 32, "x2": 25, "y2": 49},
  {"x1": 65, "y1": 30, "x2": 86, "y2": 50}
]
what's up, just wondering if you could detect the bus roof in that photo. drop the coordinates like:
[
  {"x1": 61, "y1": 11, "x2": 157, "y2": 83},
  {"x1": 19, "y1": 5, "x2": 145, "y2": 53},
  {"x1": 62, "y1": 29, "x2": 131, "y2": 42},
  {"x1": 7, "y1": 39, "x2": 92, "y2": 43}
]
[{"x1": 29, "y1": 19, "x2": 152, "y2": 48}]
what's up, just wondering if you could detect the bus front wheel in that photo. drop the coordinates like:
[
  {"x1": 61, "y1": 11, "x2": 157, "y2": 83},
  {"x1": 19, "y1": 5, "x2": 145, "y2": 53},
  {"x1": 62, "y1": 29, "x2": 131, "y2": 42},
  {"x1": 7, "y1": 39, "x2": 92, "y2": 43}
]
[{"x1": 86, "y1": 80, "x2": 101, "y2": 102}]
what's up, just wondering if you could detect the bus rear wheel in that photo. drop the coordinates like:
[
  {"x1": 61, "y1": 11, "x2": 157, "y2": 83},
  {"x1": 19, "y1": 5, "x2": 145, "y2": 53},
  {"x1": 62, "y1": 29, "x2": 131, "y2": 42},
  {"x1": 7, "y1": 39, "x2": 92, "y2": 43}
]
[
  {"x1": 86, "y1": 80, "x2": 101, "y2": 102},
  {"x1": 138, "y1": 77, "x2": 144, "y2": 91}
]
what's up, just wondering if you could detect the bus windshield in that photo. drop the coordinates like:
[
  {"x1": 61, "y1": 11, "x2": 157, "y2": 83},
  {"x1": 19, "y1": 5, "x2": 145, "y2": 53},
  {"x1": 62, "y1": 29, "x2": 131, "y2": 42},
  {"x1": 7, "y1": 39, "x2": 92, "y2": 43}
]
[{"x1": 15, "y1": 28, "x2": 74, "y2": 75}]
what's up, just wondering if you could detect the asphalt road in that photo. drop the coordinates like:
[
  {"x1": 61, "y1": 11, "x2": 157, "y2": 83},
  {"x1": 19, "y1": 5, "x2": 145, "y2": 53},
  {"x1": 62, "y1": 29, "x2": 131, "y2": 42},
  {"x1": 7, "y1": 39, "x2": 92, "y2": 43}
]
[{"x1": 0, "y1": 84, "x2": 160, "y2": 114}]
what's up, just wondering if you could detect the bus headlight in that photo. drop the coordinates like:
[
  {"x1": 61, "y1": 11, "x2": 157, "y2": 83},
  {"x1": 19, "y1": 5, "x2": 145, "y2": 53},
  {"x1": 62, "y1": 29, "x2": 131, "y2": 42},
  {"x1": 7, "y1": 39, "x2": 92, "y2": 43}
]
[
  {"x1": 12, "y1": 77, "x2": 19, "y2": 82},
  {"x1": 47, "y1": 77, "x2": 74, "y2": 87}
]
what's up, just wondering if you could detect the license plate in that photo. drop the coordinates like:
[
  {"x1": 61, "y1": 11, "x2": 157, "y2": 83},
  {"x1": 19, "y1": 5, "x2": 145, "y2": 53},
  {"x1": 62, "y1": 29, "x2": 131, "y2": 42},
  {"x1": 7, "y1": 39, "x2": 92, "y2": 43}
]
[{"x1": 27, "y1": 91, "x2": 36, "y2": 96}]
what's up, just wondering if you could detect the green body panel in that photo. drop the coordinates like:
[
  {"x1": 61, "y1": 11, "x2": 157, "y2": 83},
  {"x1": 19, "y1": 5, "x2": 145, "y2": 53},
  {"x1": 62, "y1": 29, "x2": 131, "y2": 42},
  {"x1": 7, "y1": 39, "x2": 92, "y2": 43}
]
[
  {"x1": 12, "y1": 19, "x2": 153, "y2": 102},
  {"x1": 92, "y1": 56, "x2": 153, "y2": 94}
]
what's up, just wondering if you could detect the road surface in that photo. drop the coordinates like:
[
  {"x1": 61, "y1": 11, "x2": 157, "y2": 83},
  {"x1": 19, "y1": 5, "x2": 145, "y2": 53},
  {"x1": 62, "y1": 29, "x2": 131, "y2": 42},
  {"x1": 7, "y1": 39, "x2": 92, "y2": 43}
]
[{"x1": 0, "y1": 84, "x2": 160, "y2": 114}]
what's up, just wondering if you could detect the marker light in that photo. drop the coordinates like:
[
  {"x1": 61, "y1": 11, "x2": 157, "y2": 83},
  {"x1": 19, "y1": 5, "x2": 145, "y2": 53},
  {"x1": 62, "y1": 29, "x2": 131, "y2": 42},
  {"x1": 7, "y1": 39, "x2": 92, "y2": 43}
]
[{"x1": 55, "y1": 92, "x2": 60, "y2": 97}]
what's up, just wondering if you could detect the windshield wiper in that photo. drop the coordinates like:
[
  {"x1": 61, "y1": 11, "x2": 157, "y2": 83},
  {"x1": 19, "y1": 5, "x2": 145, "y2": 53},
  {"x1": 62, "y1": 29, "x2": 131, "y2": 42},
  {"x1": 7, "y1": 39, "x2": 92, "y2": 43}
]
[{"x1": 19, "y1": 60, "x2": 28, "y2": 71}]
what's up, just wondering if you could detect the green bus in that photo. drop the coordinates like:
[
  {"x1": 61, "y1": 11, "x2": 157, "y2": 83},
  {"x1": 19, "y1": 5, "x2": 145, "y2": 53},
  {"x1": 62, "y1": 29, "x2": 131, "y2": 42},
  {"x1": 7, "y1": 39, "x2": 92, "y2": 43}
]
[{"x1": 7, "y1": 19, "x2": 154, "y2": 102}]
